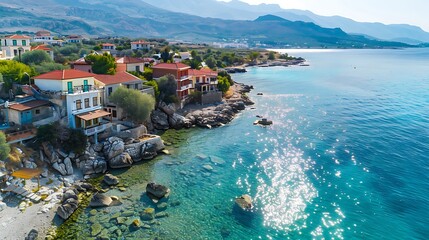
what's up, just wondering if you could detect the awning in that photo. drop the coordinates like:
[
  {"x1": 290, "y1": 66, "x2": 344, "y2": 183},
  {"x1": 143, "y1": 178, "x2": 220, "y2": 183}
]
[
  {"x1": 12, "y1": 168, "x2": 43, "y2": 179},
  {"x1": 77, "y1": 109, "x2": 111, "y2": 121}
]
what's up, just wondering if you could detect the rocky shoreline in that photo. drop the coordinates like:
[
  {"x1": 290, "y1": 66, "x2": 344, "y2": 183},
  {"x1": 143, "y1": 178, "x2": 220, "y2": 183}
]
[{"x1": 224, "y1": 58, "x2": 308, "y2": 73}]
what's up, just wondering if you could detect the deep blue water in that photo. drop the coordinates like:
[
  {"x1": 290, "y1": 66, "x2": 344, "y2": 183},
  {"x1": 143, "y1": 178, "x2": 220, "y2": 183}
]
[{"x1": 84, "y1": 49, "x2": 429, "y2": 239}]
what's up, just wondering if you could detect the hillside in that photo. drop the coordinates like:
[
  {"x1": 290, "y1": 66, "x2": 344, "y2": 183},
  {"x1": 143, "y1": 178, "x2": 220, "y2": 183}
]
[
  {"x1": 0, "y1": 0, "x2": 410, "y2": 48},
  {"x1": 140, "y1": 0, "x2": 429, "y2": 44}
]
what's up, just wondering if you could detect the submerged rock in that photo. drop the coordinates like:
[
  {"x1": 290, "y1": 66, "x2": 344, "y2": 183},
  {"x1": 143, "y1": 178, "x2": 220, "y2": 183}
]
[
  {"x1": 103, "y1": 174, "x2": 119, "y2": 186},
  {"x1": 141, "y1": 208, "x2": 155, "y2": 221},
  {"x1": 235, "y1": 194, "x2": 253, "y2": 211},
  {"x1": 89, "y1": 193, "x2": 112, "y2": 207},
  {"x1": 146, "y1": 183, "x2": 170, "y2": 202}
]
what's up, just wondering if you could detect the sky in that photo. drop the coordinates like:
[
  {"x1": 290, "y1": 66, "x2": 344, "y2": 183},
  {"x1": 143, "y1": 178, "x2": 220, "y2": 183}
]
[{"x1": 223, "y1": 0, "x2": 429, "y2": 31}]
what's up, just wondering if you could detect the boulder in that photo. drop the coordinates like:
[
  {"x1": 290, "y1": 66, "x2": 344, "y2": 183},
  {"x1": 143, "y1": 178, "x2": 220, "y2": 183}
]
[
  {"x1": 24, "y1": 160, "x2": 37, "y2": 169},
  {"x1": 141, "y1": 208, "x2": 155, "y2": 221},
  {"x1": 235, "y1": 194, "x2": 253, "y2": 211},
  {"x1": 62, "y1": 189, "x2": 78, "y2": 202},
  {"x1": 146, "y1": 182, "x2": 170, "y2": 201},
  {"x1": 89, "y1": 193, "x2": 112, "y2": 207},
  {"x1": 42, "y1": 142, "x2": 59, "y2": 163},
  {"x1": 52, "y1": 162, "x2": 67, "y2": 176},
  {"x1": 103, "y1": 137, "x2": 125, "y2": 160},
  {"x1": 168, "y1": 113, "x2": 186, "y2": 129},
  {"x1": 57, "y1": 198, "x2": 78, "y2": 220},
  {"x1": 75, "y1": 182, "x2": 93, "y2": 192},
  {"x1": 151, "y1": 109, "x2": 169, "y2": 130},
  {"x1": 81, "y1": 157, "x2": 107, "y2": 175},
  {"x1": 25, "y1": 229, "x2": 38, "y2": 240},
  {"x1": 64, "y1": 157, "x2": 73, "y2": 175},
  {"x1": 103, "y1": 174, "x2": 119, "y2": 186},
  {"x1": 109, "y1": 152, "x2": 133, "y2": 169}
]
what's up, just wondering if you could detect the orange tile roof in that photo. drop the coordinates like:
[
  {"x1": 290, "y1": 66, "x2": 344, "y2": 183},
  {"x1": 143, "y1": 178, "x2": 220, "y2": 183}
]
[
  {"x1": 152, "y1": 63, "x2": 190, "y2": 70},
  {"x1": 8, "y1": 100, "x2": 51, "y2": 111},
  {"x1": 95, "y1": 72, "x2": 141, "y2": 85},
  {"x1": 34, "y1": 69, "x2": 95, "y2": 80},
  {"x1": 77, "y1": 109, "x2": 111, "y2": 121},
  {"x1": 188, "y1": 68, "x2": 218, "y2": 77},
  {"x1": 4, "y1": 34, "x2": 31, "y2": 39},
  {"x1": 116, "y1": 56, "x2": 147, "y2": 64},
  {"x1": 31, "y1": 44, "x2": 52, "y2": 51},
  {"x1": 102, "y1": 43, "x2": 115, "y2": 46}
]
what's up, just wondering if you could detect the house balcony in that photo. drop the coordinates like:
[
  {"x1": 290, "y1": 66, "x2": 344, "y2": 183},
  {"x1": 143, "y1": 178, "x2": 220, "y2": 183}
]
[
  {"x1": 64, "y1": 85, "x2": 100, "y2": 95},
  {"x1": 178, "y1": 84, "x2": 193, "y2": 91},
  {"x1": 84, "y1": 122, "x2": 112, "y2": 136},
  {"x1": 179, "y1": 75, "x2": 190, "y2": 81}
]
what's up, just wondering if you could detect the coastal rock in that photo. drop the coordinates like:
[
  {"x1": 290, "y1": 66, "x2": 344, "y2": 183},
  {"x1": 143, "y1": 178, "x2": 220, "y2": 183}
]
[
  {"x1": 0, "y1": 201, "x2": 6, "y2": 212},
  {"x1": 235, "y1": 194, "x2": 253, "y2": 211},
  {"x1": 210, "y1": 156, "x2": 226, "y2": 165},
  {"x1": 146, "y1": 182, "x2": 170, "y2": 201},
  {"x1": 75, "y1": 182, "x2": 93, "y2": 192},
  {"x1": 90, "y1": 193, "x2": 112, "y2": 207},
  {"x1": 52, "y1": 162, "x2": 67, "y2": 176},
  {"x1": 159, "y1": 101, "x2": 176, "y2": 116},
  {"x1": 109, "y1": 152, "x2": 133, "y2": 169},
  {"x1": 62, "y1": 189, "x2": 78, "y2": 201},
  {"x1": 25, "y1": 229, "x2": 38, "y2": 240},
  {"x1": 151, "y1": 109, "x2": 169, "y2": 130},
  {"x1": 24, "y1": 160, "x2": 37, "y2": 169},
  {"x1": 42, "y1": 142, "x2": 59, "y2": 163},
  {"x1": 168, "y1": 113, "x2": 186, "y2": 129},
  {"x1": 92, "y1": 143, "x2": 104, "y2": 152},
  {"x1": 64, "y1": 157, "x2": 73, "y2": 175},
  {"x1": 103, "y1": 174, "x2": 119, "y2": 186},
  {"x1": 141, "y1": 208, "x2": 155, "y2": 220},
  {"x1": 81, "y1": 157, "x2": 107, "y2": 175},
  {"x1": 57, "y1": 198, "x2": 79, "y2": 220},
  {"x1": 104, "y1": 137, "x2": 125, "y2": 160}
]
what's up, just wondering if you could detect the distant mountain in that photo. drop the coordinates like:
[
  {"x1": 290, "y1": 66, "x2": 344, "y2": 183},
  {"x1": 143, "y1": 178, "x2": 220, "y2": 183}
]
[
  {"x1": 140, "y1": 0, "x2": 429, "y2": 44},
  {"x1": 0, "y1": 0, "x2": 409, "y2": 48}
]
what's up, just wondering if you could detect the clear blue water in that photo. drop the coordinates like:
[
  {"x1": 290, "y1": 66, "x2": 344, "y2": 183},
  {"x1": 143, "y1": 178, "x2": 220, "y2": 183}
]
[{"x1": 84, "y1": 49, "x2": 429, "y2": 239}]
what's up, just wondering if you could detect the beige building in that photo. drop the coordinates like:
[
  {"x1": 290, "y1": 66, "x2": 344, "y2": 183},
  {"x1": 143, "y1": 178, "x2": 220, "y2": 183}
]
[{"x1": 0, "y1": 34, "x2": 31, "y2": 60}]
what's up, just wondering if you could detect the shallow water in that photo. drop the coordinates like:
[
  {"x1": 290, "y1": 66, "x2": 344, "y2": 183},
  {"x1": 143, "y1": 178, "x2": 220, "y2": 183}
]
[{"x1": 75, "y1": 48, "x2": 429, "y2": 239}]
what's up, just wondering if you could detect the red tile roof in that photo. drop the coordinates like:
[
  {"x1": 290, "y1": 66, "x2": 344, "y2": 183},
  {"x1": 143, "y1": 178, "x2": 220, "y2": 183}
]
[
  {"x1": 31, "y1": 45, "x2": 52, "y2": 51},
  {"x1": 4, "y1": 34, "x2": 31, "y2": 39},
  {"x1": 94, "y1": 72, "x2": 141, "y2": 85},
  {"x1": 116, "y1": 56, "x2": 147, "y2": 64},
  {"x1": 34, "y1": 69, "x2": 95, "y2": 80},
  {"x1": 152, "y1": 63, "x2": 190, "y2": 70},
  {"x1": 188, "y1": 68, "x2": 218, "y2": 77},
  {"x1": 35, "y1": 30, "x2": 51, "y2": 36},
  {"x1": 8, "y1": 100, "x2": 51, "y2": 111}
]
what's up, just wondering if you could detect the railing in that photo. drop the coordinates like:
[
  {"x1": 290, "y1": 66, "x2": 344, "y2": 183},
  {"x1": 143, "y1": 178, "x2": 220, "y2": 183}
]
[
  {"x1": 179, "y1": 75, "x2": 190, "y2": 81},
  {"x1": 84, "y1": 122, "x2": 112, "y2": 136},
  {"x1": 179, "y1": 84, "x2": 193, "y2": 91},
  {"x1": 65, "y1": 85, "x2": 99, "y2": 95}
]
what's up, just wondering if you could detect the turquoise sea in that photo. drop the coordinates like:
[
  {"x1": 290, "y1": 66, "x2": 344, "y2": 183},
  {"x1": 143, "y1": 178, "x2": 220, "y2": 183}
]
[{"x1": 77, "y1": 49, "x2": 429, "y2": 239}]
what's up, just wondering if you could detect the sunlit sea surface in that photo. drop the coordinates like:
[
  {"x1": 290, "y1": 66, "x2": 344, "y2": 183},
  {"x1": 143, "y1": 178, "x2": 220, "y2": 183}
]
[{"x1": 77, "y1": 49, "x2": 429, "y2": 239}]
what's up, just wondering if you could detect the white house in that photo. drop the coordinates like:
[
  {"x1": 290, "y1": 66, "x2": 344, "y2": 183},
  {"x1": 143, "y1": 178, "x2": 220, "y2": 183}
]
[
  {"x1": 0, "y1": 34, "x2": 31, "y2": 60},
  {"x1": 131, "y1": 40, "x2": 154, "y2": 51},
  {"x1": 34, "y1": 69, "x2": 111, "y2": 136},
  {"x1": 65, "y1": 35, "x2": 83, "y2": 44},
  {"x1": 33, "y1": 30, "x2": 62, "y2": 46}
]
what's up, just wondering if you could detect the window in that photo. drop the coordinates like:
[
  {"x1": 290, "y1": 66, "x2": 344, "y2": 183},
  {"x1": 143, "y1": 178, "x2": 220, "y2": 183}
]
[
  {"x1": 12, "y1": 40, "x2": 17, "y2": 46},
  {"x1": 84, "y1": 98, "x2": 90, "y2": 108},
  {"x1": 135, "y1": 83, "x2": 139, "y2": 89},
  {"x1": 93, "y1": 118, "x2": 99, "y2": 125},
  {"x1": 93, "y1": 97, "x2": 98, "y2": 106},
  {"x1": 85, "y1": 120, "x2": 92, "y2": 127},
  {"x1": 126, "y1": 85, "x2": 130, "y2": 89},
  {"x1": 35, "y1": 109, "x2": 40, "y2": 114},
  {"x1": 108, "y1": 87, "x2": 113, "y2": 96},
  {"x1": 196, "y1": 77, "x2": 200, "y2": 83},
  {"x1": 3, "y1": 40, "x2": 6, "y2": 46},
  {"x1": 135, "y1": 66, "x2": 140, "y2": 72},
  {"x1": 76, "y1": 100, "x2": 82, "y2": 110},
  {"x1": 22, "y1": 40, "x2": 26, "y2": 46},
  {"x1": 112, "y1": 110, "x2": 117, "y2": 118}
]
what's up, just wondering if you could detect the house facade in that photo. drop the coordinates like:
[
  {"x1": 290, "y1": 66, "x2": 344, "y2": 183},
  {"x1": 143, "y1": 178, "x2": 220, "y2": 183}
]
[
  {"x1": 34, "y1": 69, "x2": 111, "y2": 136},
  {"x1": 6, "y1": 95, "x2": 56, "y2": 127},
  {"x1": 152, "y1": 63, "x2": 193, "y2": 100},
  {"x1": 94, "y1": 71, "x2": 154, "y2": 121},
  {"x1": 33, "y1": 30, "x2": 62, "y2": 46},
  {"x1": 0, "y1": 35, "x2": 31, "y2": 60},
  {"x1": 131, "y1": 40, "x2": 154, "y2": 51},
  {"x1": 65, "y1": 35, "x2": 83, "y2": 44},
  {"x1": 116, "y1": 56, "x2": 149, "y2": 73},
  {"x1": 189, "y1": 69, "x2": 219, "y2": 93}
]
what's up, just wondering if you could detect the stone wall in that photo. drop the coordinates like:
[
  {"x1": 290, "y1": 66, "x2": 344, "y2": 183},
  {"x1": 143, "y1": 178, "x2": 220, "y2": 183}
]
[{"x1": 201, "y1": 91, "x2": 223, "y2": 105}]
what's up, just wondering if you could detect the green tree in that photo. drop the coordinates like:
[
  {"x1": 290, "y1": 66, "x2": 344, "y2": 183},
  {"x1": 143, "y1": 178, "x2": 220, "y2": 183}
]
[
  {"x1": 14, "y1": 50, "x2": 52, "y2": 65},
  {"x1": 143, "y1": 80, "x2": 159, "y2": 99},
  {"x1": 248, "y1": 51, "x2": 260, "y2": 63},
  {"x1": 205, "y1": 56, "x2": 217, "y2": 69},
  {"x1": 36, "y1": 123, "x2": 87, "y2": 154},
  {"x1": 109, "y1": 87, "x2": 155, "y2": 123},
  {"x1": 157, "y1": 74, "x2": 178, "y2": 104},
  {"x1": 33, "y1": 62, "x2": 68, "y2": 74},
  {"x1": 0, "y1": 131, "x2": 11, "y2": 161},
  {"x1": 85, "y1": 52, "x2": 116, "y2": 75},
  {"x1": 218, "y1": 70, "x2": 234, "y2": 86},
  {"x1": 217, "y1": 76, "x2": 231, "y2": 93},
  {"x1": 268, "y1": 51, "x2": 276, "y2": 60},
  {"x1": 161, "y1": 47, "x2": 173, "y2": 63},
  {"x1": 0, "y1": 60, "x2": 35, "y2": 89}
]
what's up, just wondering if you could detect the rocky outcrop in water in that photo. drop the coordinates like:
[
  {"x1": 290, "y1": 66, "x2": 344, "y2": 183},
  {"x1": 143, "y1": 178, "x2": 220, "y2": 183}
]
[
  {"x1": 57, "y1": 189, "x2": 79, "y2": 220},
  {"x1": 146, "y1": 182, "x2": 170, "y2": 203},
  {"x1": 89, "y1": 193, "x2": 113, "y2": 207}
]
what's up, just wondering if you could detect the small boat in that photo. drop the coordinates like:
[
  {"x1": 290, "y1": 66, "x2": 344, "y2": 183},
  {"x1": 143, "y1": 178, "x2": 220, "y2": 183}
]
[
  {"x1": 257, "y1": 92, "x2": 263, "y2": 95},
  {"x1": 253, "y1": 118, "x2": 273, "y2": 126}
]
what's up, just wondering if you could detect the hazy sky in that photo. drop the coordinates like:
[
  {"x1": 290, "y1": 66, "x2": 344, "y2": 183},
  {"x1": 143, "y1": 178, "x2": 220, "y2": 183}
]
[{"x1": 224, "y1": 0, "x2": 429, "y2": 31}]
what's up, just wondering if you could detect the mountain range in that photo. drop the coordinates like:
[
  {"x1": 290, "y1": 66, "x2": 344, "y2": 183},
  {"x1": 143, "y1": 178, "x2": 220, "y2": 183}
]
[
  {"x1": 141, "y1": 0, "x2": 429, "y2": 44},
  {"x1": 0, "y1": 0, "x2": 414, "y2": 48}
]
